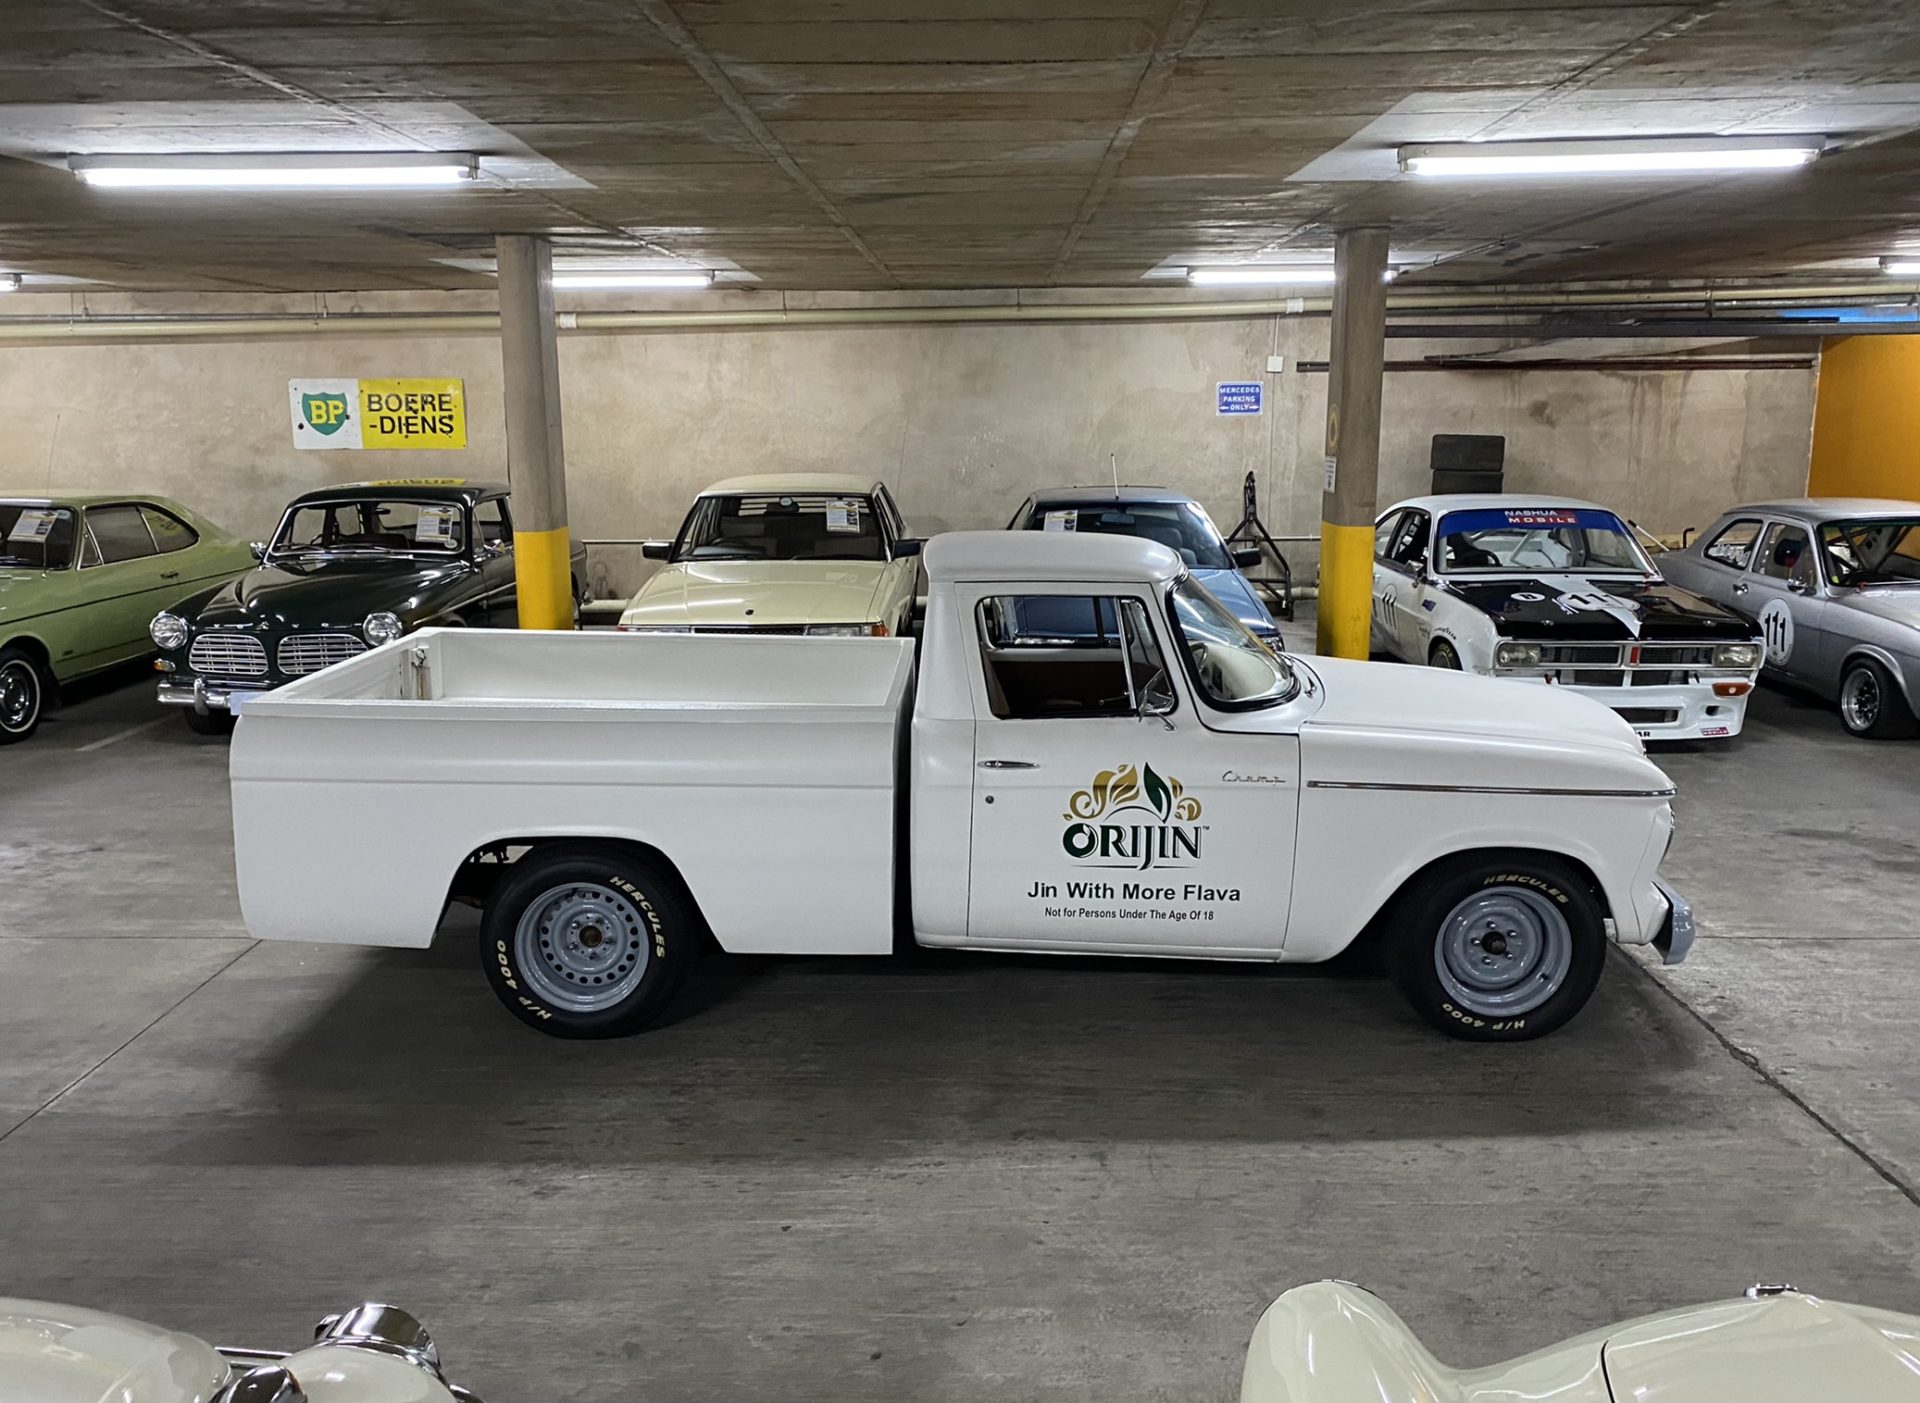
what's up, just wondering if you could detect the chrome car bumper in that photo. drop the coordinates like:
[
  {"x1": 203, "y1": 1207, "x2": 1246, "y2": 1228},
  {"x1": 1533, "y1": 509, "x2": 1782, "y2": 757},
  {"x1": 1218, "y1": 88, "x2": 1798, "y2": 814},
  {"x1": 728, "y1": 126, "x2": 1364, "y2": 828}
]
[
  {"x1": 157, "y1": 678, "x2": 273, "y2": 714},
  {"x1": 1652, "y1": 877, "x2": 1694, "y2": 965}
]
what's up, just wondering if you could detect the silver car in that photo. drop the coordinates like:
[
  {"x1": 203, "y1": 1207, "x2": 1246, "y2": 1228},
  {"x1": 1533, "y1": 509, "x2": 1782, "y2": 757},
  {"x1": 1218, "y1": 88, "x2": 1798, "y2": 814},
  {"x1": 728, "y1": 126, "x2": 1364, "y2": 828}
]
[{"x1": 1660, "y1": 497, "x2": 1920, "y2": 738}]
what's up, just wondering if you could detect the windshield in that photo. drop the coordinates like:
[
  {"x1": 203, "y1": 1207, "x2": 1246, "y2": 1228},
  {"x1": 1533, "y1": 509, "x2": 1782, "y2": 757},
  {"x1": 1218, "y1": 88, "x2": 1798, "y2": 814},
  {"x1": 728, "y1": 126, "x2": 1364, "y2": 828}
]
[
  {"x1": 1820, "y1": 518, "x2": 1920, "y2": 587},
  {"x1": 1025, "y1": 500, "x2": 1234, "y2": 570},
  {"x1": 1434, "y1": 506, "x2": 1652, "y2": 575},
  {"x1": 1165, "y1": 575, "x2": 1294, "y2": 708},
  {"x1": 674, "y1": 493, "x2": 887, "y2": 563},
  {"x1": 270, "y1": 498, "x2": 467, "y2": 558},
  {"x1": 0, "y1": 503, "x2": 77, "y2": 570}
]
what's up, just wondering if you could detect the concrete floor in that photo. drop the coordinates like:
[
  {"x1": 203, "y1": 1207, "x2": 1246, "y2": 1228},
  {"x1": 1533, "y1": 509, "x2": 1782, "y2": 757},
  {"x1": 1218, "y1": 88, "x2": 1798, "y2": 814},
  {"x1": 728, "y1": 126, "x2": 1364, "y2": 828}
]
[{"x1": 3, "y1": 634, "x2": 1919, "y2": 1403}]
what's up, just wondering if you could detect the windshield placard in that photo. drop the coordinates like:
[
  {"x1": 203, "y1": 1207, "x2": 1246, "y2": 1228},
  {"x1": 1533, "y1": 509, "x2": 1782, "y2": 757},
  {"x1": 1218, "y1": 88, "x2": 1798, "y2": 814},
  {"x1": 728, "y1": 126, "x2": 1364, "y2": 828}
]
[{"x1": 7, "y1": 508, "x2": 59, "y2": 543}]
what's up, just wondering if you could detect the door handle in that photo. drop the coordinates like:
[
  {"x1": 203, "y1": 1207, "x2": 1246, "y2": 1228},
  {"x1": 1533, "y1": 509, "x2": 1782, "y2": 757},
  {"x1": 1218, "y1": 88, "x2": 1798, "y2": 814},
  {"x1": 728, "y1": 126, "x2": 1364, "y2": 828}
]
[
  {"x1": 159, "y1": 570, "x2": 180, "y2": 580},
  {"x1": 978, "y1": 759, "x2": 1039, "y2": 769}
]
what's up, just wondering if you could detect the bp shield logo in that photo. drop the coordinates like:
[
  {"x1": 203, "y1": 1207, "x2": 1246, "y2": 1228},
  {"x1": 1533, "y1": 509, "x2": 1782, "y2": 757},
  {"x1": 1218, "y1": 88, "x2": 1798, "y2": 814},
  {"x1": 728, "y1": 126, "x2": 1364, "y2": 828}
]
[{"x1": 302, "y1": 392, "x2": 350, "y2": 435}]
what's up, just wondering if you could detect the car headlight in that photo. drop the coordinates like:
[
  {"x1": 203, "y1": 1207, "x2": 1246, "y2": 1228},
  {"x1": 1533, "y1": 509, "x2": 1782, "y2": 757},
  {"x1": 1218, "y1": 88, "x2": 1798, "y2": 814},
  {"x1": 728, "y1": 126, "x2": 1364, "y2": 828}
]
[
  {"x1": 1495, "y1": 641, "x2": 1541, "y2": 668},
  {"x1": 362, "y1": 612, "x2": 404, "y2": 646},
  {"x1": 1714, "y1": 642, "x2": 1761, "y2": 669},
  {"x1": 150, "y1": 613, "x2": 188, "y2": 650},
  {"x1": 806, "y1": 623, "x2": 882, "y2": 637}
]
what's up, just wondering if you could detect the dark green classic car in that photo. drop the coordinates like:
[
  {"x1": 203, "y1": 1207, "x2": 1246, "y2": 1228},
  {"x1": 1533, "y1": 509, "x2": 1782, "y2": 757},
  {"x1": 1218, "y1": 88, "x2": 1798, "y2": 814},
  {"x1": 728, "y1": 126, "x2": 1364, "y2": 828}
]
[{"x1": 151, "y1": 479, "x2": 587, "y2": 733}]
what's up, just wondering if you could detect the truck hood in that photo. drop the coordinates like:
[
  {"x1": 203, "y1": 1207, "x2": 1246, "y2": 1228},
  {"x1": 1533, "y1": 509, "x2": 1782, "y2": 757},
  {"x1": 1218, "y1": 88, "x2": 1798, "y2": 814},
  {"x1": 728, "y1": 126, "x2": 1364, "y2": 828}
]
[
  {"x1": 623, "y1": 560, "x2": 890, "y2": 628},
  {"x1": 1298, "y1": 653, "x2": 1648, "y2": 756},
  {"x1": 0, "y1": 1298, "x2": 229, "y2": 1403},
  {"x1": 191, "y1": 556, "x2": 472, "y2": 632}
]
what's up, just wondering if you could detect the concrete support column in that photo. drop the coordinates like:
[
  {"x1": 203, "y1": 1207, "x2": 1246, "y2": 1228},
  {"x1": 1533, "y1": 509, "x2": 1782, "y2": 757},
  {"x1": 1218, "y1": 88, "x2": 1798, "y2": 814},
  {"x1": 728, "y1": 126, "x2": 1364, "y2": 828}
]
[
  {"x1": 496, "y1": 234, "x2": 573, "y2": 630},
  {"x1": 1316, "y1": 227, "x2": 1390, "y2": 660}
]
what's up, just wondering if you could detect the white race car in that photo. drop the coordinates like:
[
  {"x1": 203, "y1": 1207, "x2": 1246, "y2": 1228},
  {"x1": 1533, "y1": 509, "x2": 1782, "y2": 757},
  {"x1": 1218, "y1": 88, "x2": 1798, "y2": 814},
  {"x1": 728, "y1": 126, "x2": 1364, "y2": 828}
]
[
  {"x1": 1372, "y1": 495, "x2": 1763, "y2": 741},
  {"x1": 1242, "y1": 1280, "x2": 1920, "y2": 1402}
]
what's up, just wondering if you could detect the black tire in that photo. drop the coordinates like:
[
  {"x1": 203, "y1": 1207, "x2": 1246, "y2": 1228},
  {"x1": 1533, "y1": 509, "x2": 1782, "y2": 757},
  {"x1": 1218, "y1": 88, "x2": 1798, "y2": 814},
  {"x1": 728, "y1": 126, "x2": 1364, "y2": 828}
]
[
  {"x1": 1428, "y1": 639, "x2": 1462, "y2": 670},
  {"x1": 1382, "y1": 853, "x2": 1607, "y2": 1041},
  {"x1": 183, "y1": 708, "x2": 237, "y2": 737},
  {"x1": 0, "y1": 645, "x2": 47, "y2": 745},
  {"x1": 481, "y1": 843, "x2": 697, "y2": 1037},
  {"x1": 1837, "y1": 657, "x2": 1918, "y2": 740}
]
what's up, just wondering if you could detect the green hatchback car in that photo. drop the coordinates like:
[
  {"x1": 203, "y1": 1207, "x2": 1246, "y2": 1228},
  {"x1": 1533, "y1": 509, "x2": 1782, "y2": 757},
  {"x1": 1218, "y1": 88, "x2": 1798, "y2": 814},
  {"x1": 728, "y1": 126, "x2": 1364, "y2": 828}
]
[{"x1": 0, "y1": 494, "x2": 255, "y2": 744}]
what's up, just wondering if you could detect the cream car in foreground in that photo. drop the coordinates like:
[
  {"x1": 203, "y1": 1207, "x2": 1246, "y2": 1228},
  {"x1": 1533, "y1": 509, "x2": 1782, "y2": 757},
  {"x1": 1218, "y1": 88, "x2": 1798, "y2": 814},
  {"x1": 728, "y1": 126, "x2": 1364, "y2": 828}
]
[
  {"x1": 1241, "y1": 1280, "x2": 1920, "y2": 1402},
  {"x1": 620, "y1": 472, "x2": 920, "y2": 637},
  {"x1": 229, "y1": 532, "x2": 1690, "y2": 1043},
  {"x1": 0, "y1": 1297, "x2": 477, "y2": 1403}
]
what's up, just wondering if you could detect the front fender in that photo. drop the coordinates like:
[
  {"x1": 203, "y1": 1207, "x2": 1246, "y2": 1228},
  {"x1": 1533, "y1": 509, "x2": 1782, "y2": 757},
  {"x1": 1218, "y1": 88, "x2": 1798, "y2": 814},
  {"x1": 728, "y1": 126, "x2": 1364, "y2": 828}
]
[
  {"x1": 1843, "y1": 642, "x2": 1919, "y2": 708},
  {"x1": 1242, "y1": 1282, "x2": 1459, "y2": 1403}
]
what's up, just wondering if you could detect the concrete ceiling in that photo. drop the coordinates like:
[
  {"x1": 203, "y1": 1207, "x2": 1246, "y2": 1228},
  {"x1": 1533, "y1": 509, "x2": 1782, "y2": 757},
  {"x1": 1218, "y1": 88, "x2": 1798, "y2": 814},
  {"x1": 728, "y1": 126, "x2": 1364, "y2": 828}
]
[{"x1": 1, "y1": 0, "x2": 1918, "y2": 292}]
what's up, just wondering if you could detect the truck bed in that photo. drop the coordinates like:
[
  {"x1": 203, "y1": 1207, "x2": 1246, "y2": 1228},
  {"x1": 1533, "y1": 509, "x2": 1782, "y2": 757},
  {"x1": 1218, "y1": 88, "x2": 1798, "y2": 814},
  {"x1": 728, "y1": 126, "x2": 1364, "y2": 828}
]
[{"x1": 230, "y1": 628, "x2": 915, "y2": 953}]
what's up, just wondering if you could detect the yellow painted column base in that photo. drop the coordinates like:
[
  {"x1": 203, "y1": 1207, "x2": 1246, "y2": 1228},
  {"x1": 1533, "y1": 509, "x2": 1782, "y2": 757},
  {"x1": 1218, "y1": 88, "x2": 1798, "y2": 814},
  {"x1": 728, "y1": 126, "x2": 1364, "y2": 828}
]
[
  {"x1": 1315, "y1": 521, "x2": 1374, "y2": 660},
  {"x1": 514, "y1": 525, "x2": 576, "y2": 630}
]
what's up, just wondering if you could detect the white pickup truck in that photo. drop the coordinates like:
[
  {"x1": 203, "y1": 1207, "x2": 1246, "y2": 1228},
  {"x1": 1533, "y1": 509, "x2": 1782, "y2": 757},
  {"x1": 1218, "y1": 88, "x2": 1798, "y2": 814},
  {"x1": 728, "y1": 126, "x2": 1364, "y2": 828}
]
[{"x1": 230, "y1": 532, "x2": 1692, "y2": 1042}]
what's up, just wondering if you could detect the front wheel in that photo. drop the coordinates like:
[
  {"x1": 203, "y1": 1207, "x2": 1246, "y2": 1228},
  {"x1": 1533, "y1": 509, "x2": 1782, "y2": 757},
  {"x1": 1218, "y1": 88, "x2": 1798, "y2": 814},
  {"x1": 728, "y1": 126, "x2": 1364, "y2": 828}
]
[
  {"x1": 481, "y1": 844, "x2": 696, "y2": 1037},
  {"x1": 0, "y1": 646, "x2": 46, "y2": 745},
  {"x1": 1428, "y1": 639, "x2": 1462, "y2": 670},
  {"x1": 183, "y1": 708, "x2": 237, "y2": 737},
  {"x1": 1838, "y1": 658, "x2": 1918, "y2": 740},
  {"x1": 1383, "y1": 855, "x2": 1606, "y2": 1041}
]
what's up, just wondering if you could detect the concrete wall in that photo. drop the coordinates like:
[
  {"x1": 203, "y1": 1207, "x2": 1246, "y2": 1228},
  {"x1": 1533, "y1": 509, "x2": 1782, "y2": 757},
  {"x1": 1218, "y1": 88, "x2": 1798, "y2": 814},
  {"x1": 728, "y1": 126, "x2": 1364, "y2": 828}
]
[
  {"x1": 1808, "y1": 334, "x2": 1920, "y2": 500},
  {"x1": 0, "y1": 302, "x2": 1815, "y2": 599}
]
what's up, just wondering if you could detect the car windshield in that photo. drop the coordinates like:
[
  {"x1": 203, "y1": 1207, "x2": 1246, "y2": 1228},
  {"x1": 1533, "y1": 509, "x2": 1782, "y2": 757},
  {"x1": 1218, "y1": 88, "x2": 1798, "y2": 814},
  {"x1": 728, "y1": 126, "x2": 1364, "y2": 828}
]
[
  {"x1": 1165, "y1": 575, "x2": 1295, "y2": 708},
  {"x1": 1434, "y1": 506, "x2": 1652, "y2": 575},
  {"x1": 1024, "y1": 500, "x2": 1234, "y2": 570},
  {"x1": 270, "y1": 498, "x2": 467, "y2": 557},
  {"x1": 674, "y1": 492, "x2": 887, "y2": 563},
  {"x1": 0, "y1": 503, "x2": 77, "y2": 570},
  {"x1": 1820, "y1": 518, "x2": 1920, "y2": 587}
]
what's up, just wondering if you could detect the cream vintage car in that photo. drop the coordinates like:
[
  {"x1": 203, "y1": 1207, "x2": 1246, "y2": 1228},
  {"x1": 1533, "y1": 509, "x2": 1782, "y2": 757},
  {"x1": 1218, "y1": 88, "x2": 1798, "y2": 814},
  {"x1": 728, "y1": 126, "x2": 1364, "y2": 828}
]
[
  {"x1": 1240, "y1": 1280, "x2": 1920, "y2": 1402},
  {"x1": 0, "y1": 1297, "x2": 479, "y2": 1403},
  {"x1": 620, "y1": 472, "x2": 920, "y2": 637}
]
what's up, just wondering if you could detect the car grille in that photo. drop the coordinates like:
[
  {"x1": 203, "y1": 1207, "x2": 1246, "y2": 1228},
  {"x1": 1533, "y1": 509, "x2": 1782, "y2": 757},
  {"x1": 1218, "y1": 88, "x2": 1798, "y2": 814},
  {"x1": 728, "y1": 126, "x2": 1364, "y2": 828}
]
[
  {"x1": 688, "y1": 624, "x2": 810, "y2": 635},
  {"x1": 188, "y1": 632, "x2": 268, "y2": 678},
  {"x1": 1614, "y1": 707, "x2": 1680, "y2": 726},
  {"x1": 277, "y1": 632, "x2": 369, "y2": 676},
  {"x1": 1521, "y1": 640, "x2": 1742, "y2": 688}
]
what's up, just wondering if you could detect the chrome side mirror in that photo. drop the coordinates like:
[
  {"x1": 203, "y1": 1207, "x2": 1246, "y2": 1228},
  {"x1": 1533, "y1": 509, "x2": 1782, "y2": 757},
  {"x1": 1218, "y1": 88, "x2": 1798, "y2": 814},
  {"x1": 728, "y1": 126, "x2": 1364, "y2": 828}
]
[
  {"x1": 1787, "y1": 577, "x2": 1813, "y2": 595},
  {"x1": 1138, "y1": 677, "x2": 1176, "y2": 730},
  {"x1": 249, "y1": 542, "x2": 267, "y2": 562}
]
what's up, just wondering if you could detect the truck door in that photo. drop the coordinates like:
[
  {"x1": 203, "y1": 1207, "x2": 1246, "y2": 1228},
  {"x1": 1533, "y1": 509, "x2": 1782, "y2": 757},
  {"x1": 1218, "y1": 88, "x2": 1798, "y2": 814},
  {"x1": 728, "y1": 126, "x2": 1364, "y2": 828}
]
[{"x1": 961, "y1": 586, "x2": 1297, "y2": 953}]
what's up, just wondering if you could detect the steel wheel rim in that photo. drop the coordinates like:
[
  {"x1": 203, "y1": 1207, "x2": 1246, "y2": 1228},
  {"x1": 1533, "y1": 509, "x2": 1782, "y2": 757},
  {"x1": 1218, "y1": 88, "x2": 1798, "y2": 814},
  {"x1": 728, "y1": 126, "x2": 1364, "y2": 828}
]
[
  {"x1": 1841, "y1": 668, "x2": 1880, "y2": 732},
  {"x1": 1431, "y1": 644, "x2": 1460, "y2": 670},
  {"x1": 514, "y1": 882, "x2": 652, "y2": 1013},
  {"x1": 0, "y1": 660, "x2": 39, "y2": 733},
  {"x1": 1435, "y1": 886, "x2": 1573, "y2": 1017}
]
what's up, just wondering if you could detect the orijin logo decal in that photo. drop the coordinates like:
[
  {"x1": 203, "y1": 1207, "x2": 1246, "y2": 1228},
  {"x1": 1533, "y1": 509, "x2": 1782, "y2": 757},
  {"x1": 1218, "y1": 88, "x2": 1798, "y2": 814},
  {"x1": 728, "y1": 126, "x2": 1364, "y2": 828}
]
[{"x1": 1061, "y1": 763, "x2": 1207, "y2": 869}]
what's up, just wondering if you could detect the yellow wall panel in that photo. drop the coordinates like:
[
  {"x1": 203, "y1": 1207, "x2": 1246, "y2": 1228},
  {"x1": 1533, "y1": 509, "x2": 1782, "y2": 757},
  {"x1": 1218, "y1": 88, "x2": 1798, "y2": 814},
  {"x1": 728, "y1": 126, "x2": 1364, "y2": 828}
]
[{"x1": 1809, "y1": 336, "x2": 1920, "y2": 500}]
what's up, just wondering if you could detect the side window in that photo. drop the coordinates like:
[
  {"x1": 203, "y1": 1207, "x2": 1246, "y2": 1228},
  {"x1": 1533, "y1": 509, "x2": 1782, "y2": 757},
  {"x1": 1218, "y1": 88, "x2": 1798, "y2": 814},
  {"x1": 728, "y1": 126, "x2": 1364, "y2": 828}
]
[
  {"x1": 1755, "y1": 522, "x2": 1816, "y2": 586},
  {"x1": 140, "y1": 505, "x2": 198, "y2": 554},
  {"x1": 1702, "y1": 518, "x2": 1762, "y2": 570},
  {"x1": 975, "y1": 594, "x2": 1171, "y2": 720},
  {"x1": 1387, "y1": 510, "x2": 1430, "y2": 567},
  {"x1": 84, "y1": 505, "x2": 157, "y2": 565},
  {"x1": 475, "y1": 498, "x2": 513, "y2": 553},
  {"x1": 1373, "y1": 510, "x2": 1403, "y2": 559}
]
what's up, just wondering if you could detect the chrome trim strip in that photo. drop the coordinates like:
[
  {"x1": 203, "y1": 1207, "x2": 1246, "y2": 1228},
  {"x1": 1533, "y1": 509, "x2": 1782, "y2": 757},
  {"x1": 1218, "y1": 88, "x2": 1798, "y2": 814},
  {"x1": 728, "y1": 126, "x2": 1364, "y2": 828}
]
[{"x1": 1306, "y1": 780, "x2": 1676, "y2": 797}]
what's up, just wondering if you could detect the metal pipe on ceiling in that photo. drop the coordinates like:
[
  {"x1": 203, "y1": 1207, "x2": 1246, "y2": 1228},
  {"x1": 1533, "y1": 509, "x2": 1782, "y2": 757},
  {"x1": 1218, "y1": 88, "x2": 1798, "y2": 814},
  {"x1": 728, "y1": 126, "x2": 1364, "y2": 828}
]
[{"x1": 0, "y1": 281, "x2": 1913, "y2": 342}]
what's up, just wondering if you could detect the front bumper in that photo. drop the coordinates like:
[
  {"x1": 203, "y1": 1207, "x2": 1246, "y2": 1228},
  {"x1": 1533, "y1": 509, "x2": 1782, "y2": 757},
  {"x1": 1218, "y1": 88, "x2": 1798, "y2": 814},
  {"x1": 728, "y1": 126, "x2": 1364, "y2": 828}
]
[
  {"x1": 1651, "y1": 877, "x2": 1695, "y2": 965},
  {"x1": 1502, "y1": 675, "x2": 1754, "y2": 740},
  {"x1": 157, "y1": 677, "x2": 275, "y2": 714}
]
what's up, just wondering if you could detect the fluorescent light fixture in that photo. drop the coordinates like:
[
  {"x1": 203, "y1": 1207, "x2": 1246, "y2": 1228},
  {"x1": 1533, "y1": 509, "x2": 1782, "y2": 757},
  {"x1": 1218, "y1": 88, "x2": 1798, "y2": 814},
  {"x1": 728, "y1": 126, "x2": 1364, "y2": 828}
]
[
  {"x1": 549, "y1": 270, "x2": 713, "y2": 290},
  {"x1": 1399, "y1": 136, "x2": 1825, "y2": 178},
  {"x1": 1186, "y1": 265, "x2": 1339, "y2": 286},
  {"x1": 70, "y1": 153, "x2": 477, "y2": 190},
  {"x1": 0, "y1": 274, "x2": 19, "y2": 292},
  {"x1": 1881, "y1": 257, "x2": 1920, "y2": 276}
]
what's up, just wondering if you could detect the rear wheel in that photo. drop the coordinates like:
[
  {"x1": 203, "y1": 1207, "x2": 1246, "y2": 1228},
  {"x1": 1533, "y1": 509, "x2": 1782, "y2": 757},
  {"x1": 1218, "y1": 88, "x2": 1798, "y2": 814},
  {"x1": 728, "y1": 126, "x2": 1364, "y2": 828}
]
[
  {"x1": 1428, "y1": 639, "x2": 1462, "y2": 670},
  {"x1": 1384, "y1": 854, "x2": 1606, "y2": 1041},
  {"x1": 481, "y1": 844, "x2": 696, "y2": 1037},
  {"x1": 0, "y1": 646, "x2": 46, "y2": 744},
  {"x1": 1838, "y1": 657, "x2": 1918, "y2": 740},
  {"x1": 182, "y1": 708, "x2": 236, "y2": 737}
]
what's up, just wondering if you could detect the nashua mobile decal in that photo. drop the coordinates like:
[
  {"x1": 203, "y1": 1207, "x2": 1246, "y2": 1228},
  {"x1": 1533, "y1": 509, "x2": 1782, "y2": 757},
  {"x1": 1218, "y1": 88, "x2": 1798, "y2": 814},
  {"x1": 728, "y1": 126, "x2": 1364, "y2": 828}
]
[{"x1": 1061, "y1": 763, "x2": 1206, "y2": 869}]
